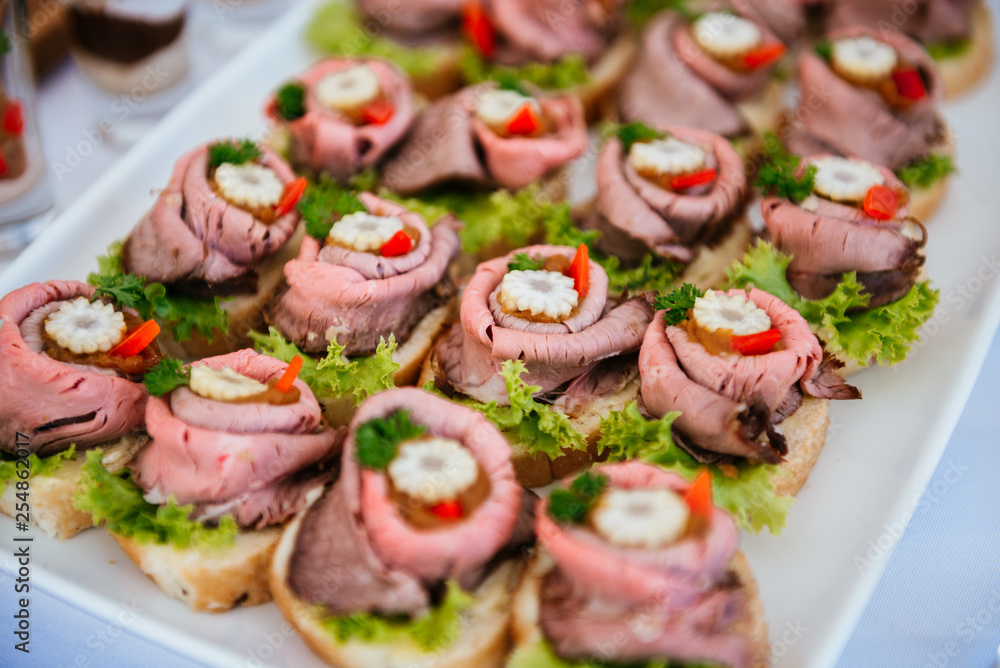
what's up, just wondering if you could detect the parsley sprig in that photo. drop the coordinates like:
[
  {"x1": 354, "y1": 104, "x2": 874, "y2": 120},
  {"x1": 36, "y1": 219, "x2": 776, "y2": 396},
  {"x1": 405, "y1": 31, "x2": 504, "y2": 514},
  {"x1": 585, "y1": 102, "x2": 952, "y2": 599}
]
[
  {"x1": 355, "y1": 410, "x2": 427, "y2": 470},
  {"x1": 274, "y1": 82, "x2": 306, "y2": 122},
  {"x1": 612, "y1": 121, "x2": 667, "y2": 153},
  {"x1": 300, "y1": 178, "x2": 367, "y2": 239},
  {"x1": 507, "y1": 253, "x2": 545, "y2": 272},
  {"x1": 143, "y1": 358, "x2": 191, "y2": 397},
  {"x1": 548, "y1": 471, "x2": 609, "y2": 525},
  {"x1": 207, "y1": 139, "x2": 261, "y2": 169},
  {"x1": 653, "y1": 283, "x2": 703, "y2": 326},
  {"x1": 754, "y1": 134, "x2": 816, "y2": 203}
]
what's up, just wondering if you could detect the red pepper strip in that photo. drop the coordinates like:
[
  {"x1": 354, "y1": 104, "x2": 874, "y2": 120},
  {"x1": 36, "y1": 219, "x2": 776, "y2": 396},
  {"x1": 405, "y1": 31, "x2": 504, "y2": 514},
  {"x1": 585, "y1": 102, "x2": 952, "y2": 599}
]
[
  {"x1": 743, "y1": 43, "x2": 787, "y2": 69},
  {"x1": 892, "y1": 68, "x2": 927, "y2": 100},
  {"x1": 863, "y1": 185, "x2": 900, "y2": 221},
  {"x1": 3, "y1": 100, "x2": 23, "y2": 136},
  {"x1": 506, "y1": 103, "x2": 540, "y2": 136},
  {"x1": 566, "y1": 243, "x2": 590, "y2": 298},
  {"x1": 462, "y1": 2, "x2": 496, "y2": 58},
  {"x1": 109, "y1": 320, "x2": 161, "y2": 358},
  {"x1": 362, "y1": 100, "x2": 395, "y2": 125},
  {"x1": 730, "y1": 328, "x2": 781, "y2": 356},
  {"x1": 669, "y1": 167, "x2": 717, "y2": 191},
  {"x1": 274, "y1": 177, "x2": 308, "y2": 217},
  {"x1": 380, "y1": 229, "x2": 413, "y2": 257},
  {"x1": 0, "y1": 154, "x2": 7, "y2": 177},
  {"x1": 430, "y1": 500, "x2": 463, "y2": 521},
  {"x1": 275, "y1": 355, "x2": 304, "y2": 393},
  {"x1": 683, "y1": 470, "x2": 714, "y2": 521}
]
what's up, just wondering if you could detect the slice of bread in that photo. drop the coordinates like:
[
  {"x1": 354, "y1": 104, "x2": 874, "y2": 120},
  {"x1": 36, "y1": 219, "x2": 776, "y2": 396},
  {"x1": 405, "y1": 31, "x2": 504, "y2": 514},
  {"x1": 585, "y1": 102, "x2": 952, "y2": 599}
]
[
  {"x1": 109, "y1": 525, "x2": 283, "y2": 613},
  {"x1": 934, "y1": 3, "x2": 995, "y2": 99},
  {"x1": 268, "y1": 488, "x2": 518, "y2": 668},
  {"x1": 906, "y1": 126, "x2": 956, "y2": 223},
  {"x1": 575, "y1": 35, "x2": 639, "y2": 123},
  {"x1": 771, "y1": 396, "x2": 830, "y2": 497},
  {"x1": 680, "y1": 215, "x2": 754, "y2": 291},
  {"x1": 737, "y1": 77, "x2": 787, "y2": 141},
  {"x1": 0, "y1": 433, "x2": 149, "y2": 541},
  {"x1": 511, "y1": 550, "x2": 770, "y2": 668},
  {"x1": 156, "y1": 225, "x2": 306, "y2": 361}
]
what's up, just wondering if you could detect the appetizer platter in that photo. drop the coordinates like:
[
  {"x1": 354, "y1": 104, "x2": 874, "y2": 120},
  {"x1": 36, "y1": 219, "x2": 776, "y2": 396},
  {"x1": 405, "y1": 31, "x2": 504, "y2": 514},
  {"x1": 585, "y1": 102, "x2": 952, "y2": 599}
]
[{"x1": 2, "y1": 0, "x2": 1000, "y2": 666}]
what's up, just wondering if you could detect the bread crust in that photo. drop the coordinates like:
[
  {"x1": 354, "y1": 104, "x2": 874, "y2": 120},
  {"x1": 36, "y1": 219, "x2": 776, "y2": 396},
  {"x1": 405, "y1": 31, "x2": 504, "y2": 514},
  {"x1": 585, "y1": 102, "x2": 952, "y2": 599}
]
[
  {"x1": 934, "y1": 3, "x2": 995, "y2": 99},
  {"x1": 268, "y1": 487, "x2": 518, "y2": 668},
  {"x1": 771, "y1": 396, "x2": 830, "y2": 497},
  {"x1": 510, "y1": 549, "x2": 770, "y2": 667},
  {"x1": 0, "y1": 433, "x2": 149, "y2": 541}
]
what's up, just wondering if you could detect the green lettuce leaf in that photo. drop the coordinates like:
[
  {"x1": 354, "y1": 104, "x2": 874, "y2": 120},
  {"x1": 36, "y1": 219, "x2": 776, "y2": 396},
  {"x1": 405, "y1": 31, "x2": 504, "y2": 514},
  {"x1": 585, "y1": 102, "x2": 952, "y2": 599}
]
[
  {"x1": 896, "y1": 153, "x2": 957, "y2": 190},
  {"x1": 0, "y1": 446, "x2": 77, "y2": 488},
  {"x1": 305, "y1": 1, "x2": 451, "y2": 80},
  {"x1": 250, "y1": 327, "x2": 398, "y2": 405},
  {"x1": 459, "y1": 47, "x2": 590, "y2": 90},
  {"x1": 74, "y1": 450, "x2": 237, "y2": 550},
  {"x1": 926, "y1": 38, "x2": 970, "y2": 61},
  {"x1": 725, "y1": 242, "x2": 940, "y2": 366},
  {"x1": 597, "y1": 403, "x2": 792, "y2": 534},
  {"x1": 87, "y1": 241, "x2": 230, "y2": 343},
  {"x1": 508, "y1": 637, "x2": 723, "y2": 668},
  {"x1": 319, "y1": 580, "x2": 473, "y2": 652},
  {"x1": 428, "y1": 360, "x2": 587, "y2": 460}
]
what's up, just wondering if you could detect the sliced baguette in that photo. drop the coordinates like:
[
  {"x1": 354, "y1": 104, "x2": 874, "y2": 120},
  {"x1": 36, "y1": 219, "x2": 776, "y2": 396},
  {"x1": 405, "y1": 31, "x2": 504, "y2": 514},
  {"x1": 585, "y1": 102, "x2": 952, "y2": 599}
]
[
  {"x1": 511, "y1": 550, "x2": 770, "y2": 668},
  {"x1": 109, "y1": 525, "x2": 283, "y2": 613},
  {"x1": 574, "y1": 35, "x2": 639, "y2": 123},
  {"x1": 907, "y1": 126, "x2": 956, "y2": 222},
  {"x1": 269, "y1": 487, "x2": 518, "y2": 668},
  {"x1": 0, "y1": 433, "x2": 149, "y2": 541},
  {"x1": 933, "y1": 3, "x2": 995, "y2": 99},
  {"x1": 771, "y1": 396, "x2": 830, "y2": 497}
]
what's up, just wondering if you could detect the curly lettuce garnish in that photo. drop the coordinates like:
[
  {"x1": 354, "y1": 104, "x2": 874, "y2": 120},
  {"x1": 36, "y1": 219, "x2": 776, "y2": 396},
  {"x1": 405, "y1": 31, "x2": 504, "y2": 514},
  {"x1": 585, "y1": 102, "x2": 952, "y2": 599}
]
[
  {"x1": 459, "y1": 47, "x2": 589, "y2": 90},
  {"x1": 88, "y1": 241, "x2": 230, "y2": 343},
  {"x1": 896, "y1": 153, "x2": 957, "y2": 190},
  {"x1": 320, "y1": 580, "x2": 473, "y2": 652},
  {"x1": 0, "y1": 445, "x2": 77, "y2": 488},
  {"x1": 74, "y1": 450, "x2": 237, "y2": 550},
  {"x1": 597, "y1": 403, "x2": 792, "y2": 534},
  {"x1": 251, "y1": 327, "x2": 398, "y2": 406},
  {"x1": 725, "y1": 242, "x2": 940, "y2": 366}
]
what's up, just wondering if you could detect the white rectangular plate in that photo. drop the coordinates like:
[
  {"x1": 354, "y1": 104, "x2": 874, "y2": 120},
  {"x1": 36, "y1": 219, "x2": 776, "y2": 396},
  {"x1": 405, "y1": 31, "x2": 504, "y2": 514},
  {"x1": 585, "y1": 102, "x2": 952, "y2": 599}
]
[{"x1": 2, "y1": 1, "x2": 1000, "y2": 666}]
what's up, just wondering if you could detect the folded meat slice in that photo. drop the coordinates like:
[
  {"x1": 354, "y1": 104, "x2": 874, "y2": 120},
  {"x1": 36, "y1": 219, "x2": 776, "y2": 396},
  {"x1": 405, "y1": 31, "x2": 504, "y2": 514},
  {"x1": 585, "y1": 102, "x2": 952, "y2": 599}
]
[
  {"x1": 595, "y1": 125, "x2": 747, "y2": 263},
  {"x1": 130, "y1": 350, "x2": 342, "y2": 528},
  {"x1": 123, "y1": 144, "x2": 300, "y2": 287},
  {"x1": 438, "y1": 245, "x2": 653, "y2": 405},
  {"x1": 269, "y1": 194, "x2": 459, "y2": 354},
  {"x1": 825, "y1": 0, "x2": 976, "y2": 43},
  {"x1": 619, "y1": 12, "x2": 771, "y2": 137},
  {"x1": 640, "y1": 289, "x2": 859, "y2": 463},
  {"x1": 485, "y1": 0, "x2": 625, "y2": 65},
  {"x1": 269, "y1": 58, "x2": 415, "y2": 180},
  {"x1": 0, "y1": 281, "x2": 147, "y2": 456},
  {"x1": 357, "y1": 0, "x2": 463, "y2": 35},
  {"x1": 289, "y1": 388, "x2": 528, "y2": 616},
  {"x1": 381, "y1": 84, "x2": 587, "y2": 194},
  {"x1": 788, "y1": 27, "x2": 945, "y2": 169},
  {"x1": 535, "y1": 462, "x2": 753, "y2": 668}
]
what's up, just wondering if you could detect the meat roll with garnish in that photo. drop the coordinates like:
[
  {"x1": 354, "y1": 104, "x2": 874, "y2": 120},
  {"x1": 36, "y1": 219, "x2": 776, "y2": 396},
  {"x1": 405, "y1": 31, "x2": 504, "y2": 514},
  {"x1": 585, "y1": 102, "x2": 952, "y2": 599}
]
[
  {"x1": 0, "y1": 280, "x2": 158, "y2": 538},
  {"x1": 268, "y1": 388, "x2": 535, "y2": 668}
]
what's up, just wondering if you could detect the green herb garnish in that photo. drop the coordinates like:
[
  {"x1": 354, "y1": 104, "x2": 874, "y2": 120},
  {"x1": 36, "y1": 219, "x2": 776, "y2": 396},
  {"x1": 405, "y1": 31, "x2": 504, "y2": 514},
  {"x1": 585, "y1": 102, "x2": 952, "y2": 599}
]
[
  {"x1": 813, "y1": 39, "x2": 833, "y2": 61},
  {"x1": 613, "y1": 121, "x2": 667, "y2": 153},
  {"x1": 274, "y1": 82, "x2": 306, "y2": 122},
  {"x1": 495, "y1": 72, "x2": 530, "y2": 96},
  {"x1": 548, "y1": 471, "x2": 609, "y2": 525},
  {"x1": 89, "y1": 272, "x2": 148, "y2": 310},
  {"x1": 143, "y1": 358, "x2": 191, "y2": 397},
  {"x1": 459, "y1": 47, "x2": 589, "y2": 91},
  {"x1": 0, "y1": 33, "x2": 11, "y2": 56},
  {"x1": 207, "y1": 139, "x2": 261, "y2": 169},
  {"x1": 926, "y1": 38, "x2": 970, "y2": 61},
  {"x1": 74, "y1": 450, "x2": 237, "y2": 549},
  {"x1": 299, "y1": 178, "x2": 367, "y2": 239},
  {"x1": 754, "y1": 133, "x2": 817, "y2": 203},
  {"x1": 507, "y1": 253, "x2": 545, "y2": 272},
  {"x1": 896, "y1": 153, "x2": 957, "y2": 190},
  {"x1": 355, "y1": 410, "x2": 427, "y2": 470},
  {"x1": 653, "y1": 283, "x2": 703, "y2": 326}
]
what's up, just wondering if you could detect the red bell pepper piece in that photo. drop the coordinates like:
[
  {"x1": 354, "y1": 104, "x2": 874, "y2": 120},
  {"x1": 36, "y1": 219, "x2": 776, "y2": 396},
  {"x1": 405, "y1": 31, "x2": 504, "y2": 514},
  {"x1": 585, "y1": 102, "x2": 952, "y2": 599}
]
[
  {"x1": 362, "y1": 100, "x2": 395, "y2": 125},
  {"x1": 274, "y1": 177, "x2": 308, "y2": 217},
  {"x1": 670, "y1": 168, "x2": 717, "y2": 191},
  {"x1": 730, "y1": 328, "x2": 781, "y2": 356},
  {"x1": 0, "y1": 154, "x2": 8, "y2": 177},
  {"x1": 863, "y1": 185, "x2": 900, "y2": 221},
  {"x1": 109, "y1": 320, "x2": 161, "y2": 358},
  {"x1": 274, "y1": 355, "x2": 303, "y2": 393},
  {"x1": 430, "y1": 500, "x2": 463, "y2": 521},
  {"x1": 506, "y1": 103, "x2": 540, "y2": 136},
  {"x1": 684, "y1": 470, "x2": 714, "y2": 521},
  {"x1": 380, "y1": 229, "x2": 413, "y2": 257},
  {"x1": 462, "y1": 2, "x2": 496, "y2": 58},
  {"x1": 3, "y1": 100, "x2": 24, "y2": 136},
  {"x1": 743, "y1": 43, "x2": 787, "y2": 69},
  {"x1": 892, "y1": 68, "x2": 927, "y2": 100},
  {"x1": 566, "y1": 243, "x2": 590, "y2": 298}
]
